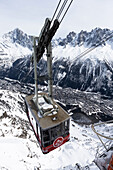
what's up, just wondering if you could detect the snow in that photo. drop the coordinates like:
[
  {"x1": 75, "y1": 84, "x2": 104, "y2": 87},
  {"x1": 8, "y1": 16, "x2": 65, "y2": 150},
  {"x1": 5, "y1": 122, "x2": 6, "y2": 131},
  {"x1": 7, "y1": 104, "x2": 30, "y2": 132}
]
[
  {"x1": 0, "y1": 89, "x2": 113, "y2": 169},
  {"x1": 52, "y1": 41, "x2": 113, "y2": 65},
  {"x1": 0, "y1": 36, "x2": 32, "y2": 68},
  {"x1": 0, "y1": 137, "x2": 42, "y2": 170},
  {"x1": 38, "y1": 96, "x2": 54, "y2": 111},
  {"x1": 34, "y1": 121, "x2": 97, "y2": 169},
  {"x1": 0, "y1": 120, "x2": 97, "y2": 170},
  {"x1": 0, "y1": 137, "x2": 28, "y2": 170},
  {"x1": 0, "y1": 119, "x2": 98, "y2": 169},
  {"x1": 0, "y1": 92, "x2": 96, "y2": 169},
  {"x1": 57, "y1": 72, "x2": 66, "y2": 80},
  {"x1": 0, "y1": 89, "x2": 26, "y2": 119}
]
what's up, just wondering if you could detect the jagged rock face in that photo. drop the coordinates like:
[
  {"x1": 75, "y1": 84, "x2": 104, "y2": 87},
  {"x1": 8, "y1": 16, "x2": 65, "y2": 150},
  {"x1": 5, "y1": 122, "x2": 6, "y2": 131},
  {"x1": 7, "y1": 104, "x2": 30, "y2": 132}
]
[
  {"x1": 6, "y1": 56, "x2": 34, "y2": 83},
  {"x1": 53, "y1": 28, "x2": 112, "y2": 47},
  {"x1": 3, "y1": 28, "x2": 33, "y2": 50},
  {"x1": 5, "y1": 55, "x2": 113, "y2": 97},
  {"x1": 0, "y1": 28, "x2": 113, "y2": 97},
  {"x1": 0, "y1": 28, "x2": 32, "y2": 79},
  {"x1": 53, "y1": 58, "x2": 113, "y2": 97}
]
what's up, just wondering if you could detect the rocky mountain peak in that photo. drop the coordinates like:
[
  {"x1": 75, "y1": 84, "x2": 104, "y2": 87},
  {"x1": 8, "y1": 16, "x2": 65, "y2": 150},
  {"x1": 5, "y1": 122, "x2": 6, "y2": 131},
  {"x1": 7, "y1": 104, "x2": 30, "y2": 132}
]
[
  {"x1": 3, "y1": 28, "x2": 33, "y2": 50},
  {"x1": 53, "y1": 27, "x2": 113, "y2": 48}
]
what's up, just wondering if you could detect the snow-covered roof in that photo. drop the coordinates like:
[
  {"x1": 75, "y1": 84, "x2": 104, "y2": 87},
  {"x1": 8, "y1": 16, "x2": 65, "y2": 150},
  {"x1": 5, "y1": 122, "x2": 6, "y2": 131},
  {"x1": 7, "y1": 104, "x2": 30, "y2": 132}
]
[{"x1": 25, "y1": 93, "x2": 70, "y2": 130}]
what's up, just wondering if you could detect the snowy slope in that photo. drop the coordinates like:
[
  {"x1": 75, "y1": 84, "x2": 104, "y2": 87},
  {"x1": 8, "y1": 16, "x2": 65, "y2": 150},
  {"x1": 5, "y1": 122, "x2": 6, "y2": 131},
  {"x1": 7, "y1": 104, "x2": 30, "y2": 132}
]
[
  {"x1": 0, "y1": 88, "x2": 113, "y2": 170},
  {"x1": 52, "y1": 40, "x2": 113, "y2": 92},
  {"x1": 53, "y1": 41, "x2": 113, "y2": 64}
]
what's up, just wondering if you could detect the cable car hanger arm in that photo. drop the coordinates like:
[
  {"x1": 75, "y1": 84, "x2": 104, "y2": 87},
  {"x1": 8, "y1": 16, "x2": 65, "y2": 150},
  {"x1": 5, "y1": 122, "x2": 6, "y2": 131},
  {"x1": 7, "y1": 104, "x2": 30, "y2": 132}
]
[{"x1": 35, "y1": 0, "x2": 74, "y2": 63}]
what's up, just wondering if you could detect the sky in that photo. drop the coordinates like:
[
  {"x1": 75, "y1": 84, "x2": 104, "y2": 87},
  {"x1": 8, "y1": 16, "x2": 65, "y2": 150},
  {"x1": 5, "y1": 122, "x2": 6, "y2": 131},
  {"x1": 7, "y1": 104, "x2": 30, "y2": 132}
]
[{"x1": 0, "y1": 0, "x2": 113, "y2": 38}]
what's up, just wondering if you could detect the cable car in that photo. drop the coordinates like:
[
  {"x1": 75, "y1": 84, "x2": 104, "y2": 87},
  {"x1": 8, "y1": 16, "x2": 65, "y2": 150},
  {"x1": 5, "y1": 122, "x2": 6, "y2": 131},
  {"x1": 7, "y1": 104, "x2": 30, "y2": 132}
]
[
  {"x1": 24, "y1": 0, "x2": 74, "y2": 152},
  {"x1": 25, "y1": 92, "x2": 70, "y2": 154},
  {"x1": 25, "y1": 37, "x2": 70, "y2": 154},
  {"x1": 92, "y1": 121, "x2": 113, "y2": 169}
]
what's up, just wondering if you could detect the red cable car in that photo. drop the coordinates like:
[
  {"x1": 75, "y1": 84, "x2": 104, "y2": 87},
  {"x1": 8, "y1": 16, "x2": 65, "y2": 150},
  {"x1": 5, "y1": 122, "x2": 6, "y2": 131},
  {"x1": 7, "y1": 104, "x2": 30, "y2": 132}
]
[
  {"x1": 25, "y1": 93, "x2": 70, "y2": 154},
  {"x1": 24, "y1": 0, "x2": 73, "y2": 151},
  {"x1": 25, "y1": 37, "x2": 70, "y2": 154}
]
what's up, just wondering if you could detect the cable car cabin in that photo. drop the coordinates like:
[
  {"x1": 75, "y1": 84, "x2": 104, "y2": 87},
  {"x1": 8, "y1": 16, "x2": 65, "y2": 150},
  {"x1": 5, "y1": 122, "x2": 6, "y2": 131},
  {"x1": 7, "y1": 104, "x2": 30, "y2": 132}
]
[{"x1": 25, "y1": 92, "x2": 70, "y2": 154}]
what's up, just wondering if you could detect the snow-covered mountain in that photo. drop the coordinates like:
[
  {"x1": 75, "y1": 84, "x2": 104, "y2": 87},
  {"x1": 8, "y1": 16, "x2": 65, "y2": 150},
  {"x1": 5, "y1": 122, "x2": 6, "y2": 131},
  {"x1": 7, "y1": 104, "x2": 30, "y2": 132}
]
[
  {"x1": 0, "y1": 28, "x2": 32, "y2": 76},
  {"x1": 52, "y1": 28, "x2": 113, "y2": 97},
  {"x1": 3, "y1": 28, "x2": 33, "y2": 50},
  {"x1": 0, "y1": 28, "x2": 113, "y2": 97}
]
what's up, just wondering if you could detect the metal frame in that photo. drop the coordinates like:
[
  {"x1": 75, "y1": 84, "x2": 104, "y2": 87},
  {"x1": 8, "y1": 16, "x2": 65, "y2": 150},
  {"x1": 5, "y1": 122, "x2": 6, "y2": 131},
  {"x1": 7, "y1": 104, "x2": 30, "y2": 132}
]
[
  {"x1": 92, "y1": 120, "x2": 113, "y2": 151},
  {"x1": 33, "y1": 37, "x2": 54, "y2": 117}
]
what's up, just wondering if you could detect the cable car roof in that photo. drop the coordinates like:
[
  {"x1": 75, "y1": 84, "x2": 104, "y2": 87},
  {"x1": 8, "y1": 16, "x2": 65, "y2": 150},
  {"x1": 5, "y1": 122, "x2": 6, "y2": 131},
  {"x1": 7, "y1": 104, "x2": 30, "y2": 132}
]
[{"x1": 25, "y1": 93, "x2": 70, "y2": 130}]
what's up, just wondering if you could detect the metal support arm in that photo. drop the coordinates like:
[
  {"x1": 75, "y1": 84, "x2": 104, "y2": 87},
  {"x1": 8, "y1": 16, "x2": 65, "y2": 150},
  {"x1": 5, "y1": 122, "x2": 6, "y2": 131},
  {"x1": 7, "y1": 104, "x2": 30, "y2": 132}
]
[
  {"x1": 33, "y1": 37, "x2": 38, "y2": 105},
  {"x1": 47, "y1": 42, "x2": 53, "y2": 98}
]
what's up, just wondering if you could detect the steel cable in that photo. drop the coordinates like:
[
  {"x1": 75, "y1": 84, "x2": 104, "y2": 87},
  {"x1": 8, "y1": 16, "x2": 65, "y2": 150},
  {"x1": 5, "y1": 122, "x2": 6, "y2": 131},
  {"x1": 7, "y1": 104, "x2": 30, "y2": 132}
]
[
  {"x1": 56, "y1": 0, "x2": 68, "y2": 20},
  {"x1": 75, "y1": 31, "x2": 113, "y2": 61},
  {"x1": 60, "y1": 0, "x2": 74, "y2": 24},
  {"x1": 51, "y1": 0, "x2": 62, "y2": 23}
]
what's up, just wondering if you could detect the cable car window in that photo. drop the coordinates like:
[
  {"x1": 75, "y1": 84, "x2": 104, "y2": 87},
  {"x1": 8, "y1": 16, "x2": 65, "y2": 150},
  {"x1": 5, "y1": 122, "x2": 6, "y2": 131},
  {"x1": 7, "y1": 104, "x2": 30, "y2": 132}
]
[
  {"x1": 42, "y1": 129, "x2": 50, "y2": 147},
  {"x1": 51, "y1": 127, "x2": 57, "y2": 141},
  {"x1": 61, "y1": 122, "x2": 66, "y2": 137},
  {"x1": 36, "y1": 123, "x2": 41, "y2": 139},
  {"x1": 43, "y1": 130, "x2": 50, "y2": 141},
  {"x1": 43, "y1": 141, "x2": 50, "y2": 147},
  {"x1": 51, "y1": 124, "x2": 62, "y2": 142},
  {"x1": 65, "y1": 120, "x2": 69, "y2": 131},
  {"x1": 63, "y1": 119, "x2": 69, "y2": 137},
  {"x1": 38, "y1": 126, "x2": 41, "y2": 139}
]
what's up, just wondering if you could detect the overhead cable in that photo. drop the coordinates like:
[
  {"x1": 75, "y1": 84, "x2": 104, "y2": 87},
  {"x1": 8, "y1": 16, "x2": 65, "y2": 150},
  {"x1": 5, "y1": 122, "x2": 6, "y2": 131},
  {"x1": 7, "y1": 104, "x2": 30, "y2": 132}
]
[
  {"x1": 51, "y1": 0, "x2": 62, "y2": 23},
  {"x1": 75, "y1": 31, "x2": 113, "y2": 61},
  {"x1": 60, "y1": 0, "x2": 74, "y2": 24},
  {"x1": 56, "y1": 0, "x2": 68, "y2": 20}
]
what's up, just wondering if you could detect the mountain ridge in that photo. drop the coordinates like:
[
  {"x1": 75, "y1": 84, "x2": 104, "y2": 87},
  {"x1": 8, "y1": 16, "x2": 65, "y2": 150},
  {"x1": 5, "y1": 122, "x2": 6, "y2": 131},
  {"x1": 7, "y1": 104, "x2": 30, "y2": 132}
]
[
  {"x1": 0, "y1": 27, "x2": 113, "y2": 97},
  {"x1": 2, "y1": 28, "x2": 33, "y2": 50}
]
